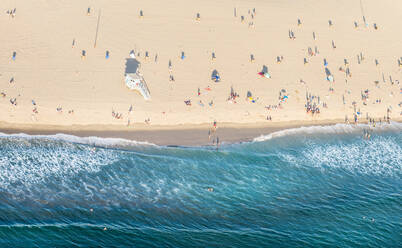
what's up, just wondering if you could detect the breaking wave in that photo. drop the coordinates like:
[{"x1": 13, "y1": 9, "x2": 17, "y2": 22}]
[
  {"x1": 0, "y1": 132, "x2": 156, "y2": 148},
  {"x1": 0, "y1": 122, "x2": 400, "y2": 247},
  {"x1": 253, "y1": 121, "x2": 402, "y2": 142}
]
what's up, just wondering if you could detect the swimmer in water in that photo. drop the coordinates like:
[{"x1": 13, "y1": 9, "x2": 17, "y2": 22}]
[{"x1": 207, "y1": 187, "x2": 214, "y2": 192}]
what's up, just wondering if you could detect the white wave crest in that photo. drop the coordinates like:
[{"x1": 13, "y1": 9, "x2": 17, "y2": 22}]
[
  {"x1": 303, "y1": 137, "x2": 401, "y2": 175},
  {"x1": 253, "y1": 121, "x2": 402, "y2": 142},
  {"x1": 0, "y1": 139, "x2": 120, "y2": 191},
  {"x1": 278, "y1": 134, "x2": 402, "y2": 176},
  {"x1": 0, "y1": 132, "x2": 156, "y2": 148}
]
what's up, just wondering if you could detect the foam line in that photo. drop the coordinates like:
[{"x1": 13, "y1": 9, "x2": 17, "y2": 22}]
[
  {"x1": 253, "y1": 121, "x2": 402, "y2": 142},
  {"x1": 0, "y1": 132, "x2": 156, "y2": 148}
]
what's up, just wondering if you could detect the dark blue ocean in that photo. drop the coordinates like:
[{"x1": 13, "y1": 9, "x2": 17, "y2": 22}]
[{"x1": 0, "y1": 123, "x2": 401, "y2": 247}]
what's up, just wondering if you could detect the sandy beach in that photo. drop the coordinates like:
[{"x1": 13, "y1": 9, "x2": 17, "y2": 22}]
[{"x1": 0, "y1": 0, "x2": 401, "y2": 144}]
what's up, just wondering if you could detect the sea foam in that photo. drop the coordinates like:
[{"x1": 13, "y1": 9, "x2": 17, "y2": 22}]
[
  {"x1": 253, "y1": 121, "x2": 402, "y2": 142},
  {"x1": 0, "y1": 132, "x2": 156, "y2": 148}
]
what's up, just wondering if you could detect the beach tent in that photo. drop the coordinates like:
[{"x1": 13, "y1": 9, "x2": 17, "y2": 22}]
[
  {"x1": 258, "y1": 65, "x2": 271, "y2": 78},
  {"x1": 325, "y1": 67, "x2": 334, "y2": 82},
  {"x1": 125, "y1": 73, "x2": 150, "y2": 100},
  {"x1": 211, "y1": 70, "x2": 220, "y2": 82}
]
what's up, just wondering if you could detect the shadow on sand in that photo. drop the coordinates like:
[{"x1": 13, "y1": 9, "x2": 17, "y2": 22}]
[{"x1": 125, "y1": 58, "x2": 140, "y2": 74}]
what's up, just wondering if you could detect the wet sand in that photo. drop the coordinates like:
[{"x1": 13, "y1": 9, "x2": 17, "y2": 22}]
[{"x1": 2, "y1": 118, "x2": 395, "y2": 146}]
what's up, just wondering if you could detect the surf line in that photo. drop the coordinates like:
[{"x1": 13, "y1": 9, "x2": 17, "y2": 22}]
[{"x1": 94, "y1": 9, "x2": 101, "y2": 48}]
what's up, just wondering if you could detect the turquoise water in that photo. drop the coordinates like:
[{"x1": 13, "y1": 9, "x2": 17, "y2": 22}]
[{"x1": 0, "y1": 123, "x2": 401, "y2": 247}]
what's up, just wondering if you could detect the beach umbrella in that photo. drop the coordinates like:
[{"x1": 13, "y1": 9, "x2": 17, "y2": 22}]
[{"x1": 211, "y1": 70, "x2": 220, "y2": 82}]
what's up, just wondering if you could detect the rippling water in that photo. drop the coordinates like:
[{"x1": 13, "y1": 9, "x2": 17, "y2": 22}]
[{"x1": 0, "y1": 123, "x2": 401, "y2": 247}]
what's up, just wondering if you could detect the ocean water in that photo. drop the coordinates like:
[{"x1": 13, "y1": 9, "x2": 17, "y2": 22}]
[{"x1": 0, "y1": 123, "x2": 401, "y2": 247}]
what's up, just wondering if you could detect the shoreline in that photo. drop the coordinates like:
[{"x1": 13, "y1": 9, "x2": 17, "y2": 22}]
[
  {"x1": 1, "y1": 118, "x2": 400, "y2": 146},
  {"x1": 1, "y1": 0, "x2": 401, "y2": 142}
]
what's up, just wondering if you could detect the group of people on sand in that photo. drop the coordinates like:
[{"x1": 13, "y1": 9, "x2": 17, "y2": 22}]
[
  {"x1": 305, "y1": 94, "x2": 321, "y2": 115},
  {"x1": 125, "y1": 11, "x2": 397, "y2": 131},
  {"x1": 3, "y1": 6, "x2": 398, "y2": 138},
  {"x1": 6, "y1": 8, "x2": 16, "y2": 18},
  {"x1": 9, "y1": 98, "x2": 17, "y2": 106},
  {"x1": 1, "y1": 88, "x2": 79, "y2": 117},
  {"x1": 111, "y1": 105, "x2": 154, "y2": 126},
  {"x1": 112, "y1": 110, "x2": 123, "y2": 119},
  {"x1": 227, "y1": 87, "x2": 240, "y2": 104}
]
